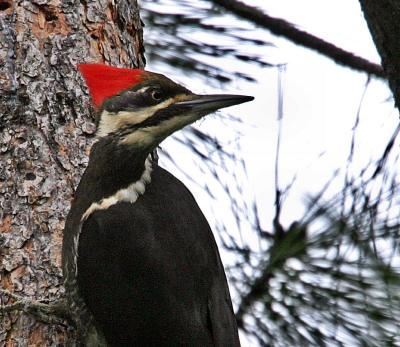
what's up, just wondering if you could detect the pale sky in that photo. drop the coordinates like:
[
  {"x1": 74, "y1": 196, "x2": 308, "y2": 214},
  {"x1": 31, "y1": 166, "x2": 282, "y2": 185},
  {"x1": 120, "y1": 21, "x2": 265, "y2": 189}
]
[
  {"x1": 149, "y1": 0, "x2": 396, "y2": 229},
  {"x1": 145, "y1": 1, "x2": 398, "y2": 346}
]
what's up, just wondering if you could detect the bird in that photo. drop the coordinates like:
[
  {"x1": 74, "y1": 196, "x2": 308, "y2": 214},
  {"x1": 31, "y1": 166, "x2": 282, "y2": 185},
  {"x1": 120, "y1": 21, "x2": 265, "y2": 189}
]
[{"x1": 62, "y1": 63, "x2": 254, "y2": 346}]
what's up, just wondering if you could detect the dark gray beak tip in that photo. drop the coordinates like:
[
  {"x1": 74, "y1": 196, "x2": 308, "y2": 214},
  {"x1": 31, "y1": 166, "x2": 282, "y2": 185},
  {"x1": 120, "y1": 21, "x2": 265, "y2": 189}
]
[
  {"x1": 204, "y1": 94, "x2": 255, "y2": 108},
  {"x1": 175, "y1": 93, "x2": 254, "y2": 112},
  {"x1": 238, "y1": 95, "x2": 255, "y2": 104},
  {"x1": 228, "y1": 95, "x2": 254, "y2": 104}
]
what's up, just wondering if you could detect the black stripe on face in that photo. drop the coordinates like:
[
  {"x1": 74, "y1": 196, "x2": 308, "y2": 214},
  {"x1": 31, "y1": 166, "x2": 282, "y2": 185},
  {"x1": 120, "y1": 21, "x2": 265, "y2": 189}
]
[
  {"x1": 102, "y1": 79, "x2": 191, "y2": 114},
  {"x1": 137, "y1": 104, "x2": 191, "y2": 128},
  {"x1": 102, "y1": 89, "x2": 159, "y2": 113},
  {"x1": 117, "y1": 103, "x2": 191, "y2": 135}
]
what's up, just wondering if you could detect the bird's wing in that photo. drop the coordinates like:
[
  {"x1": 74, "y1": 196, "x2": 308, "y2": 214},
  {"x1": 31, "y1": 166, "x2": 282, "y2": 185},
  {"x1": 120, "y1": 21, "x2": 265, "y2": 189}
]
[
  {"x1": 207, "y1": 258, "x2": 241, "y2": 346},
  {"x1": 77, "y1": 166, "x2": 240, "y2": 346}
]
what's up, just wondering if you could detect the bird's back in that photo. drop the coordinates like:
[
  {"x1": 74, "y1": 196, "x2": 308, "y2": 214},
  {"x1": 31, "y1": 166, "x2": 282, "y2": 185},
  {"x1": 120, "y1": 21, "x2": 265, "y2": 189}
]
[{"x1": 76, "y1": 164, "x2": 240, "y2": 346}]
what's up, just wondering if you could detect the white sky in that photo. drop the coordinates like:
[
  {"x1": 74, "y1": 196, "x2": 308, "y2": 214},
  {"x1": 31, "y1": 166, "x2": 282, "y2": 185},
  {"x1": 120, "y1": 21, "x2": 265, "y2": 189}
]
[
  {"x1": 146, "y1": 1, "x2": 399, "y2": 345},
  {"x1": 220, "y1": 0, "x2": 396, "y2": 229},
  {"x1": 151, "y1": 0, "x2": 397, "y2": 231}
]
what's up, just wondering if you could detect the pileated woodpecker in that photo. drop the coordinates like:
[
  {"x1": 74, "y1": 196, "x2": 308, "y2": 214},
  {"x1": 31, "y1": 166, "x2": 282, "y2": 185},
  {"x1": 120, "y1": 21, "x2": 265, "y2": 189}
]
[{"x1": 62, "y1": 64, "x2": 253, "y2": 346}]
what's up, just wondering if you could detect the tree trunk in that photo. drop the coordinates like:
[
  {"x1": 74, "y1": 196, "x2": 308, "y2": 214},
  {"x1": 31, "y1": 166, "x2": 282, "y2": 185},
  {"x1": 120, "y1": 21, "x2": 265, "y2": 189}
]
[
  {"x1": 359, "y1": 0, "x2": 400, "y2": 109},
  {"x1": 0, "y1": 0, "x2": 144, "y2": 345}
]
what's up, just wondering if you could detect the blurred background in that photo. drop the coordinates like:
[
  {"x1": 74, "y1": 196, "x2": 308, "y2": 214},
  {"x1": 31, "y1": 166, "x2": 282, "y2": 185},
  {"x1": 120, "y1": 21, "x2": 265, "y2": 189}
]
[{"x1": 140, "y1": 1, "x2": 400, "y2": 346}]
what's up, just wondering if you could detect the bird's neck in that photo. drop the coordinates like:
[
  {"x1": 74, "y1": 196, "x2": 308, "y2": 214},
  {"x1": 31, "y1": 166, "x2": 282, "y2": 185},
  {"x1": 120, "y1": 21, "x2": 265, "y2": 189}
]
[{"x1": 73, "y1": 137, "x2": 154, "y2": 217}]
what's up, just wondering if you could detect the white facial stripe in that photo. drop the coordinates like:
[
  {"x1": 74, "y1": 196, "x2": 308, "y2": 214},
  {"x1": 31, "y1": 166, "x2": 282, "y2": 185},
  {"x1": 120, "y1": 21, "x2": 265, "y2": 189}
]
[
  {"x1": 81, "y1": 156, "x2": 153, "y2": 222},
  {"x1": 97, "y1": 98, "x2": 176, "y2": 138},
  {"x1": 137, "y1": 86, "x2": 151, "y2": 93},
  {"x1": 120, "y1": 112, "x2": 200, "y2": 147}
]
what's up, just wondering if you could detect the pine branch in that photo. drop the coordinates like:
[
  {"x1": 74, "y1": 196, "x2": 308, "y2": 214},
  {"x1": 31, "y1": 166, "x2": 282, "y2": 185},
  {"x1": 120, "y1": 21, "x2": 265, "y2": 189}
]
[{"x1": 208, "y1": 0, "x2": 385, "y2": 78}]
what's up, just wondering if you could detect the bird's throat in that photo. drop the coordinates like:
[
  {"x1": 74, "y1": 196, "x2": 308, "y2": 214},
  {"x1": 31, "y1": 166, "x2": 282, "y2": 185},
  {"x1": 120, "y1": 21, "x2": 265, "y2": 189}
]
[
  {"x1": 81, "y1": 156, "x2": 153, "y2": 221},
  {"x1": 74, "y1": 138, "x2": 153, "y2": 221}
]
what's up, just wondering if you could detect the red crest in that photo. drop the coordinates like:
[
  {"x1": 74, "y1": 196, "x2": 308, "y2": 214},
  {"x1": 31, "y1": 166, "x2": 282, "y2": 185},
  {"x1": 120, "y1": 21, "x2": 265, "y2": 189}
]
[{"x1": 78, "y1": 64, "x2": 146, "y2": 108}]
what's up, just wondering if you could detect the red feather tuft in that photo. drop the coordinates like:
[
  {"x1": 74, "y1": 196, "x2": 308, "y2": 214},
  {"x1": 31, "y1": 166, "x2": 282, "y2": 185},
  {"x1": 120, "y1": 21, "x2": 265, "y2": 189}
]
[{"x1": 78, "y1": 64, "x2": 146, "y2": 108}]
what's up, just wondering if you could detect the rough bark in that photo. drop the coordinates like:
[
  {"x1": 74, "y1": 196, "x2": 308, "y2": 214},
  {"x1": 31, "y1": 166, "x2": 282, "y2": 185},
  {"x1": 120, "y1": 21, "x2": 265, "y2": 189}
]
[
  {"x1": 209, "y1": 0, "x2": 384, "y2": 78},
  {"x1": 359, "y1": 0, "x2": 400, "y2": 109},
  {"x1": 0, "y1": 0, "x2": 144, "y2": 345}
]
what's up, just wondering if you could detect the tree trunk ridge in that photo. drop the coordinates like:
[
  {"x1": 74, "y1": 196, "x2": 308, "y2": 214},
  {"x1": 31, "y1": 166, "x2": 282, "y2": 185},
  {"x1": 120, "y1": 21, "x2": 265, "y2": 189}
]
[{"x1": 0, "y1": 0, "x2": 144, "y2": 345}]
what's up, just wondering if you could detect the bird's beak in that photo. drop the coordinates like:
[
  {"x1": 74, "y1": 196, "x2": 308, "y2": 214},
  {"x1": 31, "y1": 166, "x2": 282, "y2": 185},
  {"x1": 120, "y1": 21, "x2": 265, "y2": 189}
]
[{"x1": 174, "y1": 94, "x2": 254, "y2": 113}]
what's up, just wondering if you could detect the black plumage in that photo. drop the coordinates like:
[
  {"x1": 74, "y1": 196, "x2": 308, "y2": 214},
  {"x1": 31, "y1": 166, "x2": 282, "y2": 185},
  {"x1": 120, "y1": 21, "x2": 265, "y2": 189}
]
[
  {"x1": 63, "y1": 136, "x2": 240, "y2": 346},
  {"x1": 77, "y1": 163, "x2": 239, "y2": 346},
  {"x1": 63, "y1": 64, "x2": 252, "y2": 346}
]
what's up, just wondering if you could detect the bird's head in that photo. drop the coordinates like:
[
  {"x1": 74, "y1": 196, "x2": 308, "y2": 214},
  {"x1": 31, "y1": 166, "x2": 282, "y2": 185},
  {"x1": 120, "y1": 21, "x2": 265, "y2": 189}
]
[{"x1": 78, "y1": 64, "x2": 254, "y2": 150}]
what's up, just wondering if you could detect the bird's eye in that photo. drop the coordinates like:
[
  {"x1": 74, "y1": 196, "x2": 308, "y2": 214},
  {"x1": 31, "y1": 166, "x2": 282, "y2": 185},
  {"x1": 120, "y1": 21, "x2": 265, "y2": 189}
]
[{"x1": 151, "y1": 90, "x2": 163, "y2": 101}]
